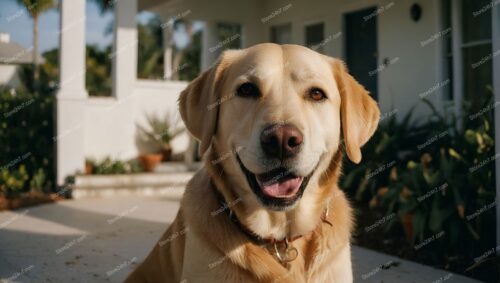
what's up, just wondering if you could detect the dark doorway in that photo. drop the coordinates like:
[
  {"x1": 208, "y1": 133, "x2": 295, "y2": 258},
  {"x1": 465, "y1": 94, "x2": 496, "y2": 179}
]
[{"x1": 344, "y1": 7, "x2": 379, "y2": 100}]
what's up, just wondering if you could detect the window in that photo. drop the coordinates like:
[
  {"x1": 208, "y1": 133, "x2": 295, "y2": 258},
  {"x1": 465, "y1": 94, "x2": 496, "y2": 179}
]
[
  {"x1": 442, "y1": 0, "x2": 453, "y2": 100},
  {"x1": 444, "y1": 0, "x2": 493, "y2": 103},
  {"x1": 214, "y1": 22, "x2": 242, "y2": 57},
  {"x1": 270, "y1": 24, "x2": 292, "y2": 44},
  {"x1": 461, "y1": 0, "x2": 492, "y2": 101},
  {"x1": 305, "y1": 23, "x2": 324, "y2": 52}
]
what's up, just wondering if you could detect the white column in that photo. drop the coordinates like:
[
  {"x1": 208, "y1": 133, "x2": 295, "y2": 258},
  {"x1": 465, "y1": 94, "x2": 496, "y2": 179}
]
[
  {"x1": 451, "y1": 0, "x2": 463, "y2": 125},
  {"x1": 184, "y1": 21, "x2": 219, "y2": 164},
  {"x1": 112, "y1": 0, "x2": 137, "y2": 99},
  {"x1": 56, "y1": 0, "x2": 88, "y2": 186},
  {"x1": 492, "y1": 3, "x2": 500, "y2": 255},
  {"x1": 433, "y1": 0, "x2": 445, "y2": 111},
  {"x1": 163, "y1": 24, "x2": 173, "y2": 80},
  {"x1": 201, "y1": 21, "x2": 218, "y2": 70}
]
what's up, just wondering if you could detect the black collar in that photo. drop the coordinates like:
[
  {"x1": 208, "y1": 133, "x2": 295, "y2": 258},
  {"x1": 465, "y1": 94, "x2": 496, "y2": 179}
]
[{"x1": 210, "y1": 182, "x2": 331, "y2": 245}]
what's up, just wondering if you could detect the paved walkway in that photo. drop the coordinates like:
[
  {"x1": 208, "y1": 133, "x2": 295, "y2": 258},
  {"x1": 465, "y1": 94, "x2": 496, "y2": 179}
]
[{"x1": 0, "y1": 197, "x2": 480, "y2": 283}]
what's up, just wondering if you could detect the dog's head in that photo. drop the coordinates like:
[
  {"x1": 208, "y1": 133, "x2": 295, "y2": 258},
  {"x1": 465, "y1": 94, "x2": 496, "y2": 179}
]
[{"x1": 180, "y1": 43, "x2": 379, "y2": 212}]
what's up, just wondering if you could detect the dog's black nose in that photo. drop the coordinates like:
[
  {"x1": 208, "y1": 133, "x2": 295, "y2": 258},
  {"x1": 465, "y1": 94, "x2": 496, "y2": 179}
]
[{"x1": 260, "y1": 123, "x2": 303, "y2": 159}]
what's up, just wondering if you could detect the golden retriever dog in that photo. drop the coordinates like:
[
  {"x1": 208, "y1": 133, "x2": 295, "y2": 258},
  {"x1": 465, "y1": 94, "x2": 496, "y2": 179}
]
[{"x1": 125, "y1": 43, "x2": 379, "y2": 283}]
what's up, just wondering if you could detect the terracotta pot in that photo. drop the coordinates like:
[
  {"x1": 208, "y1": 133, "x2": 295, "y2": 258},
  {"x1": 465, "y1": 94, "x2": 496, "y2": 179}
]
[
  {"x1": 0, "y1": 197, "x2": 8, "y2": 211},
  {"x1": 8, "y1": 198, "x2": 23, "y2": 210},
  {"x1": 9, "y1": 193, "x2": 44, "y2": 210},
  {"x1": 0, "y1": 193, "x2": 63, "y2": 211},
  {"x1": 139, "y1": 153, "x2": 163, "y2": 172},
  {"x1": 161, "y1": 145, "x2": 172, "y2": 162},
  {"x1": 85, "y1": 163, "x2": 93, "y2": 175},
  {"x1": 401, "y1": 213, "x2": 414, "y2": 241}
]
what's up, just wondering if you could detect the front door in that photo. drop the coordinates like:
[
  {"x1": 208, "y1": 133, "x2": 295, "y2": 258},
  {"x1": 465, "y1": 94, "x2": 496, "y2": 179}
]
[{"x1": 344, "y1": 7, "x2": 378, "y2": 100}]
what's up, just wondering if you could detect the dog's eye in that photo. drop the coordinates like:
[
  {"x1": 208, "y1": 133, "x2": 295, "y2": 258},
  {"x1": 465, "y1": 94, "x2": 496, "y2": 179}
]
[
  {"x1": 308, "y1": 88, "x2": 327, "y2": 101},
  {"x1": 236, "y1": 83, "x2": 260, "y2": 98}
]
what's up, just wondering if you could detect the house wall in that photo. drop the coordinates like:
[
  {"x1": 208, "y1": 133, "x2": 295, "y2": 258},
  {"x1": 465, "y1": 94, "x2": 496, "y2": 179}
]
[
  {"x1": 84, "y1": 80, "x2": 189, "y2": 161},
  {"x1": 151, "y1": 0, "x2": 266, "y2": 47},
  {"x1": 0, "y1": 64, "x2": 22, "y2": 88},
  {"x1": 153, "y1": 0, "x2": 444, "y2": 118},
  {"x1": 258, "y1": 0, "x2": 444, "y2": 118}
]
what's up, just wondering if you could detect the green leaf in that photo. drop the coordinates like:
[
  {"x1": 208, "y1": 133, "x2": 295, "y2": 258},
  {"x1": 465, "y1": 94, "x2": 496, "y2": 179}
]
[
  {"x1": 465, "y1": 222, "x2": 480, "y2": 240},
  {"x1": 429, "y1": 199, "x2": 454, "y2": 233},
  {"x1": 448, "y1": 148, "x2": 462, "y2": 160},
  {"x1": 412, "y1": 211, "x2": 426, "y2": 243}
]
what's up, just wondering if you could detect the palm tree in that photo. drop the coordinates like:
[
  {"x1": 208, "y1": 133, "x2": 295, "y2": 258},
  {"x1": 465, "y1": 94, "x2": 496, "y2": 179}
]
[
  {"x1": 15, "y1": 0, "x2": 55, "y2": 82},
  {"x1": 91, "y1": 0, "x2": 199, "y2": 80},
  {"x1": 171, "y1": 19, "x2": 194, "y2": 80},
  {"x1": 137, "y1": 16, "x2": 164, "y2": 79},
  {"x1": 90, "y1": 0, "x2": 112, "y2": 14}
]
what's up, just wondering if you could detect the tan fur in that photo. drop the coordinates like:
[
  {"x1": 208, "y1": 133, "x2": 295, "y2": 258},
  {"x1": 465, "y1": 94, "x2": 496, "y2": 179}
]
[
  {"x1": 125, "y1": 43, "x2": 379, "y2": 283},
  {"x1": 330, "y1": 58, "x2": 380, "y2": 164}
]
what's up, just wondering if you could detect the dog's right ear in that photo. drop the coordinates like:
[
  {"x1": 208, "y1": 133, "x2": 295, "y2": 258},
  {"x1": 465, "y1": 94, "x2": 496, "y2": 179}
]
[
  {"x1": 178, "y1": 50, "x2": 238, "y2": 156},
  {"x1": 331, "y1": 58, "x2": 380, "y2": 164}
]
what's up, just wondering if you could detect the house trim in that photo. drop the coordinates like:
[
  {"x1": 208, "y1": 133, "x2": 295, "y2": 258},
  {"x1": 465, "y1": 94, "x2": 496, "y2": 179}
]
[
  {"x1": 267, "y1": 22, "x2": 293, "y2": 44},
  {"x1": 300, "y1": 17, "x2": 327, "y2": 49},
  {"x1": 433, "y1": 0, "x2": 446, "y2": 111},
  {"x1": 450, "y1": 0, "x2": 464, "y2": 122},
  {"x1": 492, "y1": 2, "x2": 500, "y2": 256}
]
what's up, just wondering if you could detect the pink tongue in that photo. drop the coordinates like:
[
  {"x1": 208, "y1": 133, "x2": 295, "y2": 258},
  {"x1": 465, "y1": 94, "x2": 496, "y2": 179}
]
[{"x1": 256, "y1": 176, "x2": 303, "y2": 198}]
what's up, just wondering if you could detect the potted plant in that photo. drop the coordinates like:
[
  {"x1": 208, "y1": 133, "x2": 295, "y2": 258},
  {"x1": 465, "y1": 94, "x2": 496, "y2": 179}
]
[
  {"x1": 138, "y1": 112, "x2": 185, "y2": 163},
  {"x1": 85, "y1": 159, "x2": 95, "y2": 175},
  {"x1": 0, "y1": 165, "x2": 66, "y2": 211},
  {"x1": 138, "y1": 153, "x2": 163, "y2": 172}
]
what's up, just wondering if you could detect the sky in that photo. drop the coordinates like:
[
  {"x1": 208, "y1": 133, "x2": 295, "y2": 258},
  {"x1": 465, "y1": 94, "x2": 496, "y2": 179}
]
[{"x1": 0, "y1": 0, "x2": 159, "y2": 53}]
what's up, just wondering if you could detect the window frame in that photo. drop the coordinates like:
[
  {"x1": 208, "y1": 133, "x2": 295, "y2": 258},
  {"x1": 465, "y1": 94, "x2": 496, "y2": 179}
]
[
  {"x1": 303, "y1": 20, "x2": 326, "y2": 52},
  {"x1": 269, "y1": 23, "x2": 293, "y2": 44}
]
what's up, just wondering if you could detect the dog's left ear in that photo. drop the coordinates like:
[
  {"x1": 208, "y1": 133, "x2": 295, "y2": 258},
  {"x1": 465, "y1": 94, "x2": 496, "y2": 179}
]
[
  {"x1": 179, "y1": 50, "x2": 238, "y2": 156},
  {"x1": 331, "y1": 58, "x2": 380, "y2": 164}
]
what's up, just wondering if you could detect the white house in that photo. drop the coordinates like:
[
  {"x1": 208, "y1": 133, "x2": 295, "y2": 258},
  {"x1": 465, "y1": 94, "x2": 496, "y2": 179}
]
[
  {"x1": 0, "y1": 32, "x2": 43, "y2": 89},
  {"x1": 56, "y1": 0, "x2": 499, "y2": 245}
]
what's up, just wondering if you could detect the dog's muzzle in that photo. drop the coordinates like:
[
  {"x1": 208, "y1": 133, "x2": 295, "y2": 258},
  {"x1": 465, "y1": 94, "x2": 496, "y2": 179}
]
[{"x1": 236, "y1": 154, "x2": 312, "y2": 210}]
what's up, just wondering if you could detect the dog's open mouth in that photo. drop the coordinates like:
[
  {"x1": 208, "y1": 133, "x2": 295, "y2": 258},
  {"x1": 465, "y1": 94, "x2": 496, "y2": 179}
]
[
  {"x1": 236, "y1": 155, "x2": 311, "y2": 209},
  {"x1": 255, "y1": 168, "x2": 303, "y2": 198}
]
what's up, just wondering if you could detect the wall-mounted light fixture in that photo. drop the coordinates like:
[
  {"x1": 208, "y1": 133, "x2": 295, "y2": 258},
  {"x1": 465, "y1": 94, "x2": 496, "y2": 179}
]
[{"x1": 411, "y1": 3, "x2": 422, "y2": 22}]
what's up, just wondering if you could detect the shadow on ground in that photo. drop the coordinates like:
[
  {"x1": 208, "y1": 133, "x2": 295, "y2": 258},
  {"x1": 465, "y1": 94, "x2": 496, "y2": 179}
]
[{"x1": 0, "y1": 197, "x2": 179, "y2": 283}]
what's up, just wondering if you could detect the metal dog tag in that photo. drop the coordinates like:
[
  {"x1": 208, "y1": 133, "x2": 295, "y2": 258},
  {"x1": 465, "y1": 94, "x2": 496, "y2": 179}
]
[{"x1": 274, "y1": 238, "x2": 298, "y2": 263}]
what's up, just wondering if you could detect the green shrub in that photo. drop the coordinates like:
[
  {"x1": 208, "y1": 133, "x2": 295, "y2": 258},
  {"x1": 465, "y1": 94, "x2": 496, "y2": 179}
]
[
  {"x1": 0, "y1": 89, "x2": 54, "y2": 196},
  {"x1": 30, "y1": 168, "x2": 47, "y2": 193},
  {"x1": 86, "y1": 45, "x2": 112, "y2": 96},
  {"x1": 341, "y1": 108, "x2": 428, "y2": 201},
  {"x1": 0, "y1": 165, "x2": 29, "y2": 198},
  {"x1": 342, "y1": 90, "x2": 496, "y2": 276},
  {"x1": 87, "y1": 157, "x2": 144, "y2": 175}
]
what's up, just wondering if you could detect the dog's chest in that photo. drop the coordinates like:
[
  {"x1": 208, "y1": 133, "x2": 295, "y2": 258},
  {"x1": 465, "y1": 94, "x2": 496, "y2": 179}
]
[{"x1": 181, "y1": 230, "x2": 351, "y2": 283}]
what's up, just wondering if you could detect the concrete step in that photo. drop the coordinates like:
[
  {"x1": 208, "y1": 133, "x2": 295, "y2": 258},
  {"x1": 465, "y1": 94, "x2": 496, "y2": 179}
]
[
  {"x1": 73, "y1": 171, "x2": 194, "y2": 199},
  {"x1": 153, "y1": 161, "x2": 202, "y2": 173}
]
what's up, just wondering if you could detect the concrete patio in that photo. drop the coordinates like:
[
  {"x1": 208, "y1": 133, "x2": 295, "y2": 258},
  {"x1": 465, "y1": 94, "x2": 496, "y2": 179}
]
[{"x1": 0, "y1": 196, "x2": 481, "y2": 283}]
